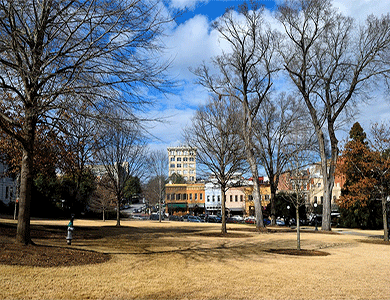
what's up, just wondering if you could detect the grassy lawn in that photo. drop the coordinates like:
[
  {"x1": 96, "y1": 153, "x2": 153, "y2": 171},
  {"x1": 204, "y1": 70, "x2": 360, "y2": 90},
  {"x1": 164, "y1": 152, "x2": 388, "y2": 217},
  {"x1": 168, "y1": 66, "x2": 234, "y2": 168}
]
[{"x1": 1, "y1": 218, "x2": 389, "y2": 299}]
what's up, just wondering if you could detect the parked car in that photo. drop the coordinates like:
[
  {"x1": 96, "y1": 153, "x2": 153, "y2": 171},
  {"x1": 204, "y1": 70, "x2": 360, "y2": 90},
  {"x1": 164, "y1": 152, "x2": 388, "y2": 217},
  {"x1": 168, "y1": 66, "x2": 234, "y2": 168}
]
[
  {"x1": 231, "y1": 215, "x2": 244, "y2": 223},
  {"x1": 276, "y1": 218, "x2": 285, "y2": 226},
  {"x1": 263, "y1": 218, "x2": 271, "y2": 226},
  {"x1": 168, "y1": 215, "x2": 183, "y2": 221},
  {"x1": 187, "y1": 215, "x2": 202, "y2": 222},
  {"x1": 207, "y1": 215, "x2": 222, "y2": 223},
  {"x1": 150, "y1": 213, "x2": 165, "y2": 220},
  {"x1": 244, "y1": 216, "x2": 256, "y2": 224}
]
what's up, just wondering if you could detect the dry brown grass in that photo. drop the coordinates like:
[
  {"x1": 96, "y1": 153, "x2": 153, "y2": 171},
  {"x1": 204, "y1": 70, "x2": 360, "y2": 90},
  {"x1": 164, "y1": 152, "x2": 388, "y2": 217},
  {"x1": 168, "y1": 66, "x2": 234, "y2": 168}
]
[{"x1": 1, "y1": 218, "x2": 390, "y2": 300}]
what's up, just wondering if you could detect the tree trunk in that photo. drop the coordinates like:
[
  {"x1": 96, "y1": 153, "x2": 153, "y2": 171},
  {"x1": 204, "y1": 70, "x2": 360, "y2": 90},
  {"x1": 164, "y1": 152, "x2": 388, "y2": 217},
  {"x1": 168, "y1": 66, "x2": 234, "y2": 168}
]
[
  {"x1": 16, "y1": 148, "x2": 34, "y2": 245},
  {"x1": 116, "y1": 195, "x2": 121, "y2": 227},
  {"x1": 296, "y1": 206, "x2": 301, "y2": 250},
  {"x1": 221, "y1": 186, "x2": 227, "y2": 234},
  {"x1": 270, "y1": 183, "x2": 277, "y2": 226},
  {"x1": 315, "y1": 128, "x2": 334, "y2": 231},
  {"x1": 16, "y1": 113, "x2": 36, "y2": 245},
  {"x1": 159, "y1": 177, "x2": 162, "y2": 223},
  {"x1": 246, "y1": 156, "x2": 265, "y2": 230},
  {"x1": 382, "y1": 196, "x2": 388, "y2": 242}
]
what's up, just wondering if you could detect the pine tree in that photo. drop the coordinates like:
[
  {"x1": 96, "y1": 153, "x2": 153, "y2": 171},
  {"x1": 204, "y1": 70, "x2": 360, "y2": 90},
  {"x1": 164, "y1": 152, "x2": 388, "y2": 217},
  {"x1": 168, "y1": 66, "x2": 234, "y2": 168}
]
[{"x1": 337, "y1": 122, "x2": 382, "y2": 229}]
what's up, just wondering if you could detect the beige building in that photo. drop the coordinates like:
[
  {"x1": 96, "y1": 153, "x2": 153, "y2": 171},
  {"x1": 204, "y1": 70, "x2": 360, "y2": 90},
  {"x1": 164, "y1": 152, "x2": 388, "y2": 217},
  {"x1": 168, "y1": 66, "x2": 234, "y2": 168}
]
[{"x1": 167, "y1": 146, "x2": 197, "y2": 182}]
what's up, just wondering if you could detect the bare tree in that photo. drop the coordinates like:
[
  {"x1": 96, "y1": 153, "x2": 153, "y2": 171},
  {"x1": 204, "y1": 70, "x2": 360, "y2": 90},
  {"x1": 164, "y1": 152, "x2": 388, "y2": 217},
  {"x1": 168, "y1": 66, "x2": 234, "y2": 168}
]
[
  {"x1": 253, "y1": 93, "x2": 315, "y2": 225},
  {"x1": 185, "y1": 95, "x2": 246, "y2": 234},
  {"x1": 194, "y1": 5, "x2": 279, "y2": 230},
  {"x1": 95, "y1": 119, "x2": 147, "y2": 227},
  {"x1": 280, "y1": 131, "x2": 313, "y2": 250},
  {"x1": 146, "y1": 150, "x2": 168, "y2": 222},
  {"x1": 57, "y1": 106, "x2": 101, "y2": 212},
  {"x1": 369, "y1": 123, "x2": 390, "y2": 241},
  {"x1": 88, "y1": 177, "x2": 116, "y2": 222},
  {"x1": 0, "y1": 0, "x2": 174, "y2": 244},
  {"x1": 277, "y1": 0, "x2": 390, "y2": 230}
]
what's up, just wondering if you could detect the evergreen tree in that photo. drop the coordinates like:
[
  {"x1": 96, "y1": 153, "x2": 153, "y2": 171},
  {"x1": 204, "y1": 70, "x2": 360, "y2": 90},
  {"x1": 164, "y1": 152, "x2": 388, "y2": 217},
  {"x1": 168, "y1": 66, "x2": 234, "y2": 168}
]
[{"x1": 337, "y1": 122, "x2": 382, "y2": 229}]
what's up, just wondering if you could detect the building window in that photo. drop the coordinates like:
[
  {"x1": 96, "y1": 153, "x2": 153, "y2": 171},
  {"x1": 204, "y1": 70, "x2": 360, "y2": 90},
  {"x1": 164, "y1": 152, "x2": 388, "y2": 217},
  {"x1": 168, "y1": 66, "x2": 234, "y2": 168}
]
[
  {"x1": 170, "y1": 157, "x2": 175, "y2": 161},
  {"x1": 212, "y1": 195, "x2": 215, "y2": 202},
  {"x1": 320, "y1": 196, "x2": 323, "y2": 204},
  {"x1": 240, "y1": 195, "x2": 243, "y2": 202},
  {"x1": 195, "y1": 193, "x2": 198, "y2": 200},
  {"x1": 248, "y1": 195, "x2": 253, "y2": 201},
  {"x1": 189, "y1": 164, "x2": 194, "y2": 168},
  {"x1": 177, "y1": 157, "x2": 181, "y2": 161},
  {"x1": 207, "y1": 195, "x2": 210, "y2": 202},
  {"x1": 200, "y1": 193, "x2": 203, "y2": 200},
  {"x1": 189, "y1": 157, "x2": 195, "y2": 161},
  {"x1": 184, "y1": 151, "x2": 188, "y2": 155},
  {"x1": 189, "y1": 151, "x2": 194, "y2": 155},
  {"x1": 5, "y1": 187, "x2": 8, "y2": 199},
  {"x1": 317, "y1": 182, "x2": 321, "y2": 187},
  {"x1": 190, "y1": 176, "x2": 195, "y2": 181},
  {"x1": 170, "y1": 164, "x2": 175, "y2": 168},
  {"x1": 218, "y1": 195, "x2": 220, "y2": 202},
  {"x1": 265, "y1": 195, "x2": 269, "y2": 201},
  {"x1": 183, "y1": 157, "x2": 188, "y2": 162},
  {"x1": 314, "y1": 196, "x2": 317, "y2": 203},
  {"x1": 189, "y1": 193, "x2": 192, "y2": 200},
  {"x1": 177, "y1": 163, "x2": 181, "y2": 168},
  {"x1": 176, "y1": 194, "x2": 181, "y2": 200},
  {"x1": 170, "y1": 151, "x2": 175, "y2": 155},
  {"x1": 230, "y1": 195, "x2": 233, "y2": 202},
  {"x1": 235, "y1": 195, "x2": 238, "y2": 202}
]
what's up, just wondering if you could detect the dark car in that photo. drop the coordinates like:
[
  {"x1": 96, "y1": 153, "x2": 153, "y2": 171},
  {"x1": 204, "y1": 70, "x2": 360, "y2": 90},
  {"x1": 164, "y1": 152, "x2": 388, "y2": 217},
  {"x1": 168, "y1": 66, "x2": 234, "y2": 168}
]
[
  {"x1": 187, "y1": 215, "x2": 203, "y2": 222},
  {"x1": 150, "y1": 213, "x2": 164, "y2": 220},
  {"x1": 207, "y1": 215, "x2": 222, "y2": 223},
  {"x1": 169, "y1": 215, "x2": 183, "y2": 221}
]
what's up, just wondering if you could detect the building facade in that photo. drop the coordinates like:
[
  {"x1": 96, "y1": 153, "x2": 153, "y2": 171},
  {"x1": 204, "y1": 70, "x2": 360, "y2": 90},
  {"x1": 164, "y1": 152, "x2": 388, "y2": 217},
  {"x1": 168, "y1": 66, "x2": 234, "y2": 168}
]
[
  {"x1": 0, "y1": 162, "x2": 17, "y2": 205},
  {"x1": 167, "y1": 146, "x2": 197, "y2": 182},
  {"x1": 204, "y1": 180, "x2": 222, "y2": 215},
  {"x1": 165, "y1": 183, "x2": 205, "y2": 215}
]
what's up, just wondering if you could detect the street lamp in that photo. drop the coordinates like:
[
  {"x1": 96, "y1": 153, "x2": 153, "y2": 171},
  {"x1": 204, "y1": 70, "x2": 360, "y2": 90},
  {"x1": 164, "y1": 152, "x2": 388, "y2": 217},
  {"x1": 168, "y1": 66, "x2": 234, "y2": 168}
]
[{"x1": 313, "y1": 203, "x2": 318, "y2": 231}]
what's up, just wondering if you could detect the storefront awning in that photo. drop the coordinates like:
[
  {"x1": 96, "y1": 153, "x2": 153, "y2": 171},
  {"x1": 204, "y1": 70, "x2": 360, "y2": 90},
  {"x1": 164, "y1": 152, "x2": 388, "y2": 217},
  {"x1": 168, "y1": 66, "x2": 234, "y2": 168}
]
[
  {"x1": 228, "y1": 207, "x2": 245, "y2": 212},
  {"x1": 167, "y1": 203, "x2": 187, "y2": 208},
  {"x1": 188, "y1": 203, "x2": 205, "y2": 208}
]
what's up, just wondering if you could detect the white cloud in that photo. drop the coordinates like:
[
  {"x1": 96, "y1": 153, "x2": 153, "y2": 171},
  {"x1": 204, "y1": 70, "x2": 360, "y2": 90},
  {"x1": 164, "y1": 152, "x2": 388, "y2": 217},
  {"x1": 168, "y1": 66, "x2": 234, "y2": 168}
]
[
  {"x1": 163, "y1": 14, "x2": 223, "y2": 81},
  {"x1": 149, "y1": 0, "x2": 390, "y2": 153},
  {"x1": 144, "y1": 107, "x2": 197, "y2": 148},
  {"x1": 333, "y1": 0, "x2": 390, "y2": 23},
  {"x1": 169, "y1": 0, "x2": 208, "y2": 10}
]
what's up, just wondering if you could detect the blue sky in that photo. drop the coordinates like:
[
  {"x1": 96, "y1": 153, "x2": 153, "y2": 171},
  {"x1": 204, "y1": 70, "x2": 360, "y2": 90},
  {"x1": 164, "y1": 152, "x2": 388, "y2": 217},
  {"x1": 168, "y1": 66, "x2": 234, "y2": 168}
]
[
  {"x1": 145, "y1": 0, "x2": 390, "y2": 153},
  {"x1": 176, "y1": 0, "x2": 277, "y2": 24}
]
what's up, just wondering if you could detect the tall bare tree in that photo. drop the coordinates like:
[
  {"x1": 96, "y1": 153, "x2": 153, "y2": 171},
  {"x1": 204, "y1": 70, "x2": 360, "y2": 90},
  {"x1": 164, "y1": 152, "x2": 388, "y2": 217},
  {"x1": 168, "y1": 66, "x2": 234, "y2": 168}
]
[
  {"x1": 95, "y1": 119, "x2": 147, "y2": 227},
  {"x1": 146, "y1": 149, "x2": 168, "y2": 222},
  {"x1": 0, "y1": 0, "x2": 173, "y2": 244},
  {"x1": 369, "y1": 123, "x2": 390, "y2": 241},
  {"x1": 253, "y1": 93, "x2": 315, "y2": 225},
  {"x1": 194, "y1": 4, "x2": 279, "y2": 230},
  {"x1": 281, "y1": 130, "x2": 313, "y2": 250},
  {"x1": 185, "y1": 95, "x2": 246, "y2": 234},
  {"x1": 277, "y1": 0, "x2": 390, "y2": 230},
  {"x1": 88, "y1": 176, "x2": 116, "y2": 222}
]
